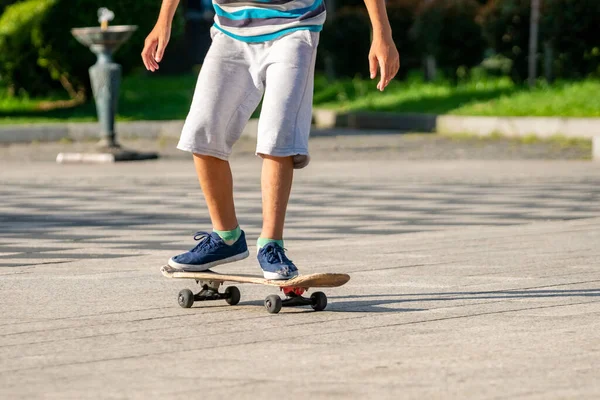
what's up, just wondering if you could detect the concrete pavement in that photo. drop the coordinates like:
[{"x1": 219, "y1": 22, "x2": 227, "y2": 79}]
[
  {"x1": 0, "y1": 133, "x2": 593, "y2": 162},
  {"x1": 1, "y1": 144, "x2": 599, "y2": 398}
]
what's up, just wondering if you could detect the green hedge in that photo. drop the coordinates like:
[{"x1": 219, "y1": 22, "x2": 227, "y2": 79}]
[
  {"x1": 0, "y1": 0, "x2": 57, "y2": 96},
  {"x1": 0, "y1": 0, "x2": 184, "y2": 98}
]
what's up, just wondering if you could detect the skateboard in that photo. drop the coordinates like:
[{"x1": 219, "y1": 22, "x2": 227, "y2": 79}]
[{"x1": 161, "y1": 265, "x2": 350, "y2": 314}]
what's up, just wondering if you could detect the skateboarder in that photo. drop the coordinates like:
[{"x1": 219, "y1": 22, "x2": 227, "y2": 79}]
[{"x1": 142, "y1": 0, "x2": 399, "y2": 279}]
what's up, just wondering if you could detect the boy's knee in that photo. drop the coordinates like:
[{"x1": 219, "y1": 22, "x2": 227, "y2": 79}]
[
  {"x1": 258, "y1": 153, "x2": 310, "y2": 169},
  {"x1": 292, "y1": 154, "x2": 310, "y2": 169}
]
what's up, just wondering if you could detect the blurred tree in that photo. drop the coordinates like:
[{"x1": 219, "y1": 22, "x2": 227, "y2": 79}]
[
  {"x1": 542, "y1": 0, "x2": 600, "y2": 79},
  {"x1": 479, "y1": 0, "x2": 532, "y2": 82},
  {"x1": 319, "y1": 0, "x2": 422, "y2": 79},
  {"x1": 480, "y1": 0, "x2": 600, "y2": 81},
  {"x1": 335, "y1": 0, "x2": 364, "y2": 8},
  {"x1": 386, "y1": 0, "x2": 421, "y2": 79},
  {"x1": 412, "y1": 0, "x2": 485, "y2": 81},
  {"x1": 319, "y1": 6, "x2": 372, "y2": 78},
  {"x1": 182, "y1": 0, "x2": 213, "y2": 65}
]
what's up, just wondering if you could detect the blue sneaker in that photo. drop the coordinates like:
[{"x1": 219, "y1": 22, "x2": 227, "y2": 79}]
[
  {"x1": 168, "y1": 231, "x2": 249, "y2": 271},
  {"x1": 257, "y1": 242, "x2": 299, "y2": 280}
]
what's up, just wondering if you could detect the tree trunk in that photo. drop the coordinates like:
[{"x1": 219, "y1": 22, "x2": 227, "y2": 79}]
[
  {"x1": 528, "y1": 0, "x2": 541, "y2": 87},
  {"x1": 424, "y1": 55, "x2": 437, "y2": 82},
  {"x1": 423, "y1": 0, "x2": 437, "y2": 82},
  {"x1": 543, "y1": 40, "x2": 554, "y2": 83}
]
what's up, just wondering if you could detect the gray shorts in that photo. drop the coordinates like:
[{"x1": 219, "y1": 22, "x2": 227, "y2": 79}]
[{"x1": 177, "y1": 27, "x2": 319, "y2": 168}]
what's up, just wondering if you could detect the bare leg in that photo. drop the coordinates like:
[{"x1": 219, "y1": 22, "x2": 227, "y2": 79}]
[
  {"x1": 260, "y1": 155, "x2": 294, "y2": 240},
  {"x1": 193, "y1": 154, "x2": 238, "y2": 231}
]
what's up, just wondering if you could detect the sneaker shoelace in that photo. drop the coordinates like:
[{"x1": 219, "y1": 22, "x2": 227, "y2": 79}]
[
  {"x1": 262, "y1": 243, "x2": 294, "y2": 270},
  {"x1": 190, "y1": 231, "x2": 220, "y2": 253}
]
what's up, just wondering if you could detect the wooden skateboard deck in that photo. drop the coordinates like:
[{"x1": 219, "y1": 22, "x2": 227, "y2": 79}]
[
  {"x1": 161, "y1": 265, "x2": 350, "y2": 314},
  {"x1": 161, "y1": 265, "x2": 350, "y2": 287}
]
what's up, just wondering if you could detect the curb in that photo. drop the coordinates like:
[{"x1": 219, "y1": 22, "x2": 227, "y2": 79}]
[
  {"x1": 0, "y1": 118, "x2": 401, "y2": 143},
  {"x1": 312, "y1": 109, "x2": 600, "y2": 160},
  {"x1": 313, "y1": 109, "x2": 600, "y2": 138},
  {"x1": 312, "y1": 109, "x2": 437, "y2": 132},
  {"x1": 0, "y1": 120, "x2": 259, "y2": 144},
  {"x1": 436, "y1": 115, "x2": 600, "y2": 139},
  {"x1": 2, "y1": 112, "x2": 599, "y2": 160},
  {"x1": 0, "y1": 121, "x2": 185, "y2": 144}
]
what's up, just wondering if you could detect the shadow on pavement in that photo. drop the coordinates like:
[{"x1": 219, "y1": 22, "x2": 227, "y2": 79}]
[
  {"x1": 329, "y1": 289, "x2": 600, "y2": 304},
  {"x1": 239, "y1": 298, "x2": 426, "y2": 313}
]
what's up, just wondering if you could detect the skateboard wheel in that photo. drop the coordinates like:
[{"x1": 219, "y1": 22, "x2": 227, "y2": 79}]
[
  {"x1": 264, "y1": 294, "x2": 282, "y2": 314},
  {"x1": 178, "y1": 289, "x2": 194, "y2": 308},
  {"x1": 225, "y1": 286, "x2": 241, "y2": 306},
  {"x1": 310, "y1": 291, "x2": 327, "y2": 311}
]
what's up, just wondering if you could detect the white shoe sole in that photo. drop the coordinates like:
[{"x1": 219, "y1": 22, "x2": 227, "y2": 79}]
[
  {"x1": 263, "y1": 270, "x2": 299, "y2": 280},
  {"x1": 167, "y1": 250, "x2": 249, "y2": 271}
]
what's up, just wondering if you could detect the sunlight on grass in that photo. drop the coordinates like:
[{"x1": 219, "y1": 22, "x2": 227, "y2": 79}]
[
  {"x1": 1, "y1": 72, "x2": 599, "y2": 124},
  {"x1": 453, "y1": 81, "x2": 600, "y2": 117},
  {"x1": 0, "y1": 72, "x2": 198, "y2": 124},
  {"x1": 313, "y1": 75, "x2": 516, "y2": 114},
  {"x1": 314, "y1": 76, "x2": 600, "y2": 117}
]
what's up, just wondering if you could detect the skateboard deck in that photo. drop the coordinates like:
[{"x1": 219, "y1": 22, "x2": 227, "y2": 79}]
[{"x1": 161, "y1": 265, "x2": 350, "y2": 314}]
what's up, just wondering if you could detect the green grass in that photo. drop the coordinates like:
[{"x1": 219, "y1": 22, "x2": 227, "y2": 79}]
[
  {"x1": 452, "y1": 80, "x2": 600, "y2": 117},
  {"x1": 0, "y1": 73, "x2": 198, "y2": 124},
  {"x1": 314, "y1": 76, "x2": 600, "y2": 117},
  {"x1": 1, "y1": 72, "x2": 600, "y2": 124}
]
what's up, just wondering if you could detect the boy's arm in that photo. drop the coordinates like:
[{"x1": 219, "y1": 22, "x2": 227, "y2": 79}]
[
  {"x1": 363, "y1": 0, "x2": 400, "y2": 91},
  {"x1": 141, "y1": 0, "x2": 180, "y2": 72}
]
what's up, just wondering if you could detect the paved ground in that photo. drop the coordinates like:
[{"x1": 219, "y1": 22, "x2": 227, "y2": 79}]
[
  {"x1": 1, "y1": 136, "x2": 599, "y2": 399},
  {"x1": 0, "y1": 132, "x2": 593, "y2": 162}
]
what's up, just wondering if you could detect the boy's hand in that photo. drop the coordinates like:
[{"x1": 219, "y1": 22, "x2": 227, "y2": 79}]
[
  {"x1": 369, "y1": 34, "x2": 400, "y2": 91},
  {"x1": 141, "y1": 22, "x2": 171, "y2": 72}
]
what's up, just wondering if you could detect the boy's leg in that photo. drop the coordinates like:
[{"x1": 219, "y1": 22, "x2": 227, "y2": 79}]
[
  {"x1": 193, "y1": 154, "x2": 238, "y2": 232},
  {"x1": 255, "y1": 30, "x2": 319, "y2": 279},
  {"x1": 169, "y1": 29, "x2": 263, "y2": 271},
  {"x1": 168, "y1": 153, "x2": 249, "y2": 270},
  {"x1": 260, "y1": 155, "x2": 294, "y2": 241}
]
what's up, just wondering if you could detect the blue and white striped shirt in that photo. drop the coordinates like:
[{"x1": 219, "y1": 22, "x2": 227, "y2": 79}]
[{"x1": 212, "y1": 0, "x2": 326, "y2": 42}]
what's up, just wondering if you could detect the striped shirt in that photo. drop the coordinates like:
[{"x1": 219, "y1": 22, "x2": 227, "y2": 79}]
[{"x1": 212, "y1": 0, "x2": 326, "y2": 43}]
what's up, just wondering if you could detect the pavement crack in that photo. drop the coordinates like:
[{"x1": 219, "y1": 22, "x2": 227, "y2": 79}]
[
  {"x1": 0, "y1": 307, "x2": 173, "y2": 327},
  {"x1": 0, "y1": 313, "x2": 199, "y2": 337}
]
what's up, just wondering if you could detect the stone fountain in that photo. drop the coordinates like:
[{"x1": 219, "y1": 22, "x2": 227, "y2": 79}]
[{"x1": 57, "y1": 8, "x2": 158, "y2": 163}]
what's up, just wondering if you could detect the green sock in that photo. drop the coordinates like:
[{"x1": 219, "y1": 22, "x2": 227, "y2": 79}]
[
  {"x1": 213, "y1": 226, "x2": 241, "y2": 245},
  {"x1": 257, "y1": 237, "x2": 284, "y2": 249}
]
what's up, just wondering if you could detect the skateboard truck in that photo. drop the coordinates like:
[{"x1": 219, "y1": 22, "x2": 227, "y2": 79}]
[
  {"x1": 191, "y1": 280, "x2": 223, "y2": 301},
  {"x1": 282, "y1": 287, "x2": 305, "y2": 297},
  {"x1": 177, "y1": 280, "x2": 241, "y2": 308},
  {"x1": 195, "y1": 279, "x2": 221, "y2": 290},
  {"x1": 271, "y1": 287, "x2": 327, "y2": 312}
]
